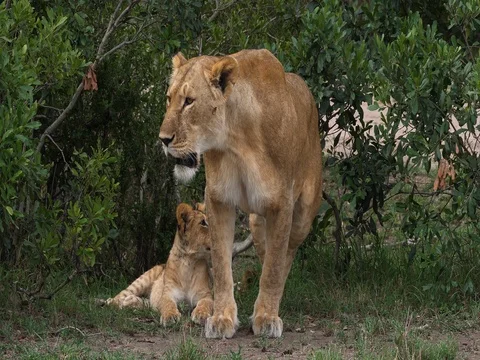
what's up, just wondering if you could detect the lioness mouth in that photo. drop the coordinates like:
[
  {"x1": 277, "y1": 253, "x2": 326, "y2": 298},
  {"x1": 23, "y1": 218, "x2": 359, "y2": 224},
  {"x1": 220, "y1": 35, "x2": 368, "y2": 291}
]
[{"x1": 175, "y1": 153, "x2": 198, "y2": 168}]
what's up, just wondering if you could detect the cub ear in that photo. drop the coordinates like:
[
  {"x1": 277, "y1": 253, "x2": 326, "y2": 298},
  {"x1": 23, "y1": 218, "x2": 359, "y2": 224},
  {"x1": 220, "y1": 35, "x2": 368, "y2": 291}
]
[
  {"x1": 194, "y1": 202, "x2": 206, "y2": 213},
  {"x1": 210, "y1": 56, "x2": 238, "y2": 96},
  {"x1": 172, "y1": 52, "x2": 187, "y2": 70},
  {"x1": 176, "y1": 203, "x2": 193, "y2": 232}
]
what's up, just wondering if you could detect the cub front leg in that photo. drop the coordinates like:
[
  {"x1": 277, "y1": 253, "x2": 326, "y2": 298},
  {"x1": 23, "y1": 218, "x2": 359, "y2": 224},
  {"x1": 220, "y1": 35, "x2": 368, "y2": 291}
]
[
  {"x1": 204, "y1": 196, "x2": 238, "y2": 339},
  {"x1": 150, "y1": 278, "x2": 181, "y2": 326},
  {"x1": 191, "y1": 297, "x2": 213, "y2": 325}
]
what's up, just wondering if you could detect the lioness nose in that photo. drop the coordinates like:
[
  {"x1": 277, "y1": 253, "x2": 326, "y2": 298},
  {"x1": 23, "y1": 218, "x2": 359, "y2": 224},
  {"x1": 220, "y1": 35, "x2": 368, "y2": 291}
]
[{"x1": 160, "y1": 134, "x2": 175, "y2": 147}]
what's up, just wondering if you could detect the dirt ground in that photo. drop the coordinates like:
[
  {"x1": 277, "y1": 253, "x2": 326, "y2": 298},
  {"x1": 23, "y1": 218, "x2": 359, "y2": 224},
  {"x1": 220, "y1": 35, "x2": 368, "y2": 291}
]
[
  {"x1": 75, "y1": 324, "x2": 480, "y2": 359},
  {"x1": 97, "y1": 326, "x2": 335, "y2": 359}
]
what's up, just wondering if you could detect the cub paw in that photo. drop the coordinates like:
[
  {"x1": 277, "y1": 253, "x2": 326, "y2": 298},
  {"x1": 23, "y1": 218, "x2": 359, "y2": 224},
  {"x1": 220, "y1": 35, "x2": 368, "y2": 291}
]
[
  {"x1": 205, "y1": 314, "x2": 238, "y2": 339},
  {"x1": 104, "y1": 297, "x2": 120, "y2": 307},
  {"x1": 122, "y1": 295, "x2": 146, "y2": 308},
  {"x1": 191, "y1": 306, "x2": 212, "y2": 325},
  {"x1": 161, "y1": 309, "x2": 181, "y2": 326},
  {"x1": 95, "y1": 298, "x2": 108, "y2": 307},
  {"x1": 252, "y1": 313, "x2": 283, "y2": 338}
]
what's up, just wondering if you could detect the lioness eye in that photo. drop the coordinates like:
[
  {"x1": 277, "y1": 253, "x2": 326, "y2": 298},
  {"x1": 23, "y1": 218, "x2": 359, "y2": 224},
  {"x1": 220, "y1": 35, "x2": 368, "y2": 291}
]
[
  {"x1": 200, "y1": 219, "x2": 208, "y2": 227},
  {"x1": 166, "y1": 95, "x2": 171, "y2": 107},
  {"x1": 184, "y1": 97, "x2": 194, "y2": 107}
]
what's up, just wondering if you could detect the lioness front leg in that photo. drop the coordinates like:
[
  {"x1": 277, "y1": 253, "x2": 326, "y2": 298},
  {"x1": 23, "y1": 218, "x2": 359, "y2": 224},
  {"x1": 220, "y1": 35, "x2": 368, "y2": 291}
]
[
  {"x1": 252, "y1": 206, "x2": 292, "y2": 338},
  {"x1": 204, "y1": 197, "x2": 238, "y2": 339}
]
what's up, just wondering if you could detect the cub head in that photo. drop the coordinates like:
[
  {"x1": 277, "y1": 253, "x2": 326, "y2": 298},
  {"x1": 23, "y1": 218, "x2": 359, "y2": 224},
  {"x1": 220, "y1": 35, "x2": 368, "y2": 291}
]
[
  {"x1": 159, "y1": 52, "x2": 239, "y2": 183},
  {"x1": 175, "y1": 202, "x2": 211, "y2": 258}
]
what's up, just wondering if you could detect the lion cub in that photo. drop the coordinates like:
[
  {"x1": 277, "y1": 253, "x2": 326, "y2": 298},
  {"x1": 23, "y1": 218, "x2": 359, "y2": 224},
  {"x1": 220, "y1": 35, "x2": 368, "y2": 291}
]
[{"x1": 105, "y1": 203, "x2": 213, "y2": 325}]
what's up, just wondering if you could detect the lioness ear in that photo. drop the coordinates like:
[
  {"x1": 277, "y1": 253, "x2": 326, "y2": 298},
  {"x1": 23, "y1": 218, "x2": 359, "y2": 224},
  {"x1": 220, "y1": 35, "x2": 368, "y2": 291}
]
[
  {"x1": 172, "y1": 52, "x2": 187, "y2": 70},
  {"x1": 176, "y1": 203, "x2": 193, "y2": 232},
  {"x1": 210, "y1": 56, "x2": 238, "y2": 96}
]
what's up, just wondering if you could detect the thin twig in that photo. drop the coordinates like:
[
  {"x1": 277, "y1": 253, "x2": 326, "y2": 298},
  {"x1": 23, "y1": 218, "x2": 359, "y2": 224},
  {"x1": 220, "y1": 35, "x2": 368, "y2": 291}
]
[
  {"x1": 47, "y1": 135, "x2": 71, "y2": 170},
  {"x1": 322, "y1": 191, "x2": 343, "y2": 269},
  {"x1": 33, "y1": 270, "x2": 80, "y2": 301},
  {"x1": 52, "y1": 326, "x2": 86, "y2": 337},
  {"x1": 98, "y1": 38, "x2": 137, "y2": 63},
  {"x1": 38, "y1": 104, "x2": 63, "y2": 113},
  {"x1": 209, "y1": 0, "x2": 236, "y2": 22}
]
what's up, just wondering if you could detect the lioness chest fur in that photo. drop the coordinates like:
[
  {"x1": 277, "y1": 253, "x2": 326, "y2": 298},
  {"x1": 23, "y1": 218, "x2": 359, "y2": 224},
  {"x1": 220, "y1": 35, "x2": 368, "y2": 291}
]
[{"x1": 160, "y1": 49, "x2": 322, "y2": 339}]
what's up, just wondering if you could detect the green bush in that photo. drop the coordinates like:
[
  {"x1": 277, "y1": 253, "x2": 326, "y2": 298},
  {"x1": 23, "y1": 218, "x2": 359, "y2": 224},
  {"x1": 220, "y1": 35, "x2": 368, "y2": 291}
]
[{"x1": 0, "y1": 1, "x2": 118, "y2": 286}]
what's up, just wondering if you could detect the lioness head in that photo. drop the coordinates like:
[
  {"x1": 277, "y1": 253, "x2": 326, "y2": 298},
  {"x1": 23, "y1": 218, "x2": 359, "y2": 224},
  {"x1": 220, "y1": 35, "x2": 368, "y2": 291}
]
[
  {"x1": 159, "y1": 52, "x2": 238, "y2": 183},
  {"x1": 175, "y1": 202, "x2": 211, "y2": 258}
]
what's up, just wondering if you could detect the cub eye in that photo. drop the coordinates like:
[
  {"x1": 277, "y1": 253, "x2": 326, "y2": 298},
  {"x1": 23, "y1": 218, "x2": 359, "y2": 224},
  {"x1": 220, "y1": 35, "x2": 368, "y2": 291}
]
[
  {"x1": 200, "y1": 219, "x2": 208, "y2": 227},
  {"x1": 184, "y1": 97, "x2": 194, "y2": 107}
]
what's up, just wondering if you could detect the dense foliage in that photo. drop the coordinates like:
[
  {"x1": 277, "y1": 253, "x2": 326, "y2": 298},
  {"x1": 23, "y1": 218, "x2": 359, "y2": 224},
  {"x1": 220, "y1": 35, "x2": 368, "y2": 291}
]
[{"x1": 0, "y1": 0, "x2": 478, "y2": 303}]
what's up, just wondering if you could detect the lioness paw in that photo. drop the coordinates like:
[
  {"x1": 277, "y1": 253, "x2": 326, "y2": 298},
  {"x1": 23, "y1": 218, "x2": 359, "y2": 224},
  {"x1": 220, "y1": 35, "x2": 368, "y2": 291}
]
[
  {"x1": 205, "y1": 314, "x2": 238, "y2": 339},
  {"x1": 161, "y1": 310, "x2": 181, "y2": 326},
  {"x1": 252, "y1": 314, "x2": 283, "y2": 338}
]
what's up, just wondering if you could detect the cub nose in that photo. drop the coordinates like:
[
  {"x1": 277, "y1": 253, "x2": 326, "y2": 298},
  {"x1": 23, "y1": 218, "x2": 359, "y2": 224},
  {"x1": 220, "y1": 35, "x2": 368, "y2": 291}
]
[{"x1": 160, "y1": 134, "x2": 175, "y2": 147}]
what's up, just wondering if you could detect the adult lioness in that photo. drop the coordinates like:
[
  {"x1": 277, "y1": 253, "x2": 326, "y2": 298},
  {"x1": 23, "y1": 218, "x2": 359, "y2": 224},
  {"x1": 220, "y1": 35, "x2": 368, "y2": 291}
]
[
  {"x1": 105, "y1": 203, "x2": 213, "y2": 326},
  {"x1": 159, "y1": 49, "x2": 322, "y2": 339}
]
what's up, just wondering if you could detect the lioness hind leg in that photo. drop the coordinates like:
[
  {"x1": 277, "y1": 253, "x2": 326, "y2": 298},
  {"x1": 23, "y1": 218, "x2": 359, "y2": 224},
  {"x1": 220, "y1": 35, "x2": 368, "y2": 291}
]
[
  {"x1": 252, "y1": 188, "x2": 322, "y2": 338},
  {"x1": 249, "y1": 214, "x2": 266, "y2": 264},
  {"x1": 286, "y1": 179, "x2": 323, "y2": 276}
]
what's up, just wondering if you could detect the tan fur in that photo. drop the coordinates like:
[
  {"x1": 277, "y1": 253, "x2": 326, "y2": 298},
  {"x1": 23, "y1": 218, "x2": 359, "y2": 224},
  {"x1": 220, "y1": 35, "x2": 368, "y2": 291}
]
[
  {"x1": 106, "y1": 203, "x2": 213, "y2": 326},
  {"x1": 159, "y1": 49, "x2": 323, "y2": 338}
]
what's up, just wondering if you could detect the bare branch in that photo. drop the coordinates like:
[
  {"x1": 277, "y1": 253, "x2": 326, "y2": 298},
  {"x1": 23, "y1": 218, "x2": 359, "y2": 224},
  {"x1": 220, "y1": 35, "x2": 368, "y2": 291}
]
[
  {"x1": 36, "y1": 0, "x2": 144, "y2": 153},
  {"x1": 96, "y1": 0, "x2": 125, "y2": 61},
  {"x1": 209, "y1": 0, "x2": 236, "y2": 22},
  {"x1": 37, "y1": 82, "x2": 84, "y2": 152}
]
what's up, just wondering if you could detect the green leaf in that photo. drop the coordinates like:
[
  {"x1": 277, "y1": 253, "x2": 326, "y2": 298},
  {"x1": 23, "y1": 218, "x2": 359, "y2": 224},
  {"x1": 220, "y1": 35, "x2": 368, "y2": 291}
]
[
  {"x1": 5, "y1": 206, "x2": 13, "y2": 216},
  {"x1": 74, "y1": 13, "x2": 85, "y2": 26},
  {"x1": 410, "y1": 96, "x2": 418, "y2": 115},
  {"x1": 389, "y1": 182, "x2": 403, "y2": 196}
]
